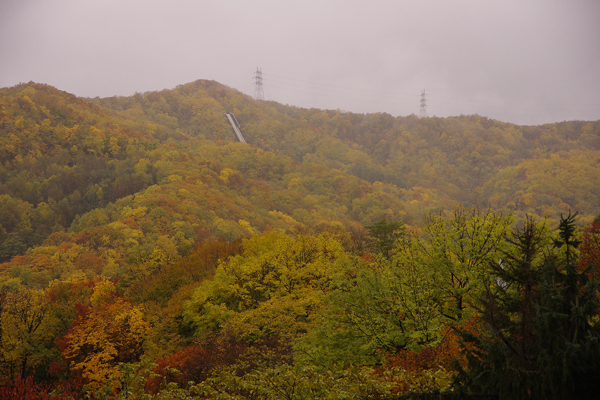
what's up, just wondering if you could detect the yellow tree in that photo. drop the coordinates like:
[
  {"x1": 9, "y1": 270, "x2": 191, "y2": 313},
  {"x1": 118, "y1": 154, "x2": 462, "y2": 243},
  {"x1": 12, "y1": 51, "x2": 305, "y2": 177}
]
[
  {"x1": 60, "y1": 279, "x2": 151, "y2": 390},
  {"x1": 183, "y1": 231, "x2": 346, "y2": 342}
]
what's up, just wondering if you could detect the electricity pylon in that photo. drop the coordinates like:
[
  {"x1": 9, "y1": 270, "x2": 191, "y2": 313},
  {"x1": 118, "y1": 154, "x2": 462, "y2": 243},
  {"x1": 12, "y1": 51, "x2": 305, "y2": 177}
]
[
  {"x1": 419, "y1": 89, "x2": 428, "y2": 118},
  {"x1": 254, "y1": 67, "x2": 264, "y2": 101}
]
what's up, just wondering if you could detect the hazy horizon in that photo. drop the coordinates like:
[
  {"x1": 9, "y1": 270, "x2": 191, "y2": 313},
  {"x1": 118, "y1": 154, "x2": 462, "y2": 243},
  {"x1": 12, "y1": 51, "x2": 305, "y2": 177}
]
[{"x1": 2, "y1": 0, "x2": 599, "y2": 126}]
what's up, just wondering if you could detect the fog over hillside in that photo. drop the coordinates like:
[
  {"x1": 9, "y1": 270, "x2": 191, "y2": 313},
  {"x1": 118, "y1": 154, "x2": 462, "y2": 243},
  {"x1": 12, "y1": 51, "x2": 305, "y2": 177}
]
[{"x1": 1, "y1": 0, "x2": 600, "y2": 125}]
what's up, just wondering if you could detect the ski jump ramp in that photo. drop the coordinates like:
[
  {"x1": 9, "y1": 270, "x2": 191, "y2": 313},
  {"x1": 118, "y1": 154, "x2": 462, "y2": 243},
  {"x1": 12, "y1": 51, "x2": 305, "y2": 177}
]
[{"x1": 225, "y1": 113, "x2": 247, "y2": 144}]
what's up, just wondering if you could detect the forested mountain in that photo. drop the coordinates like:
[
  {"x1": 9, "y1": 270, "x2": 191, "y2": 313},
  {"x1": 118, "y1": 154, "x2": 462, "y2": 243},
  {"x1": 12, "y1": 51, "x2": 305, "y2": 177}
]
[
  {"x1": 1, "y1": 80, "x2": 599, "y2": 399},
  {"x1": 95, "y1": 79, "x2": 600, "y2": 223}
]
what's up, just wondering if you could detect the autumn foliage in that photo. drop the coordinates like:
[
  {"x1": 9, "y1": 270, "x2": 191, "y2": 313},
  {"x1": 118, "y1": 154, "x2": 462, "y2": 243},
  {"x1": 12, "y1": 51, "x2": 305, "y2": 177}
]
[
  {"x1": 580, "y1": 219, "x2": 600, "y2": 277},
  {"x1": 58, "y1": 280, "x2": 151, "y2": 390},
  {"x1": 146, "y1": 334, "x2": 249, "y2": 393},
  {"x1": 1, "y1": 79, "x2": 600, "y2": 398},
  {"x1": 0, "y1": 375, "x2": 82, "y2": 400}
]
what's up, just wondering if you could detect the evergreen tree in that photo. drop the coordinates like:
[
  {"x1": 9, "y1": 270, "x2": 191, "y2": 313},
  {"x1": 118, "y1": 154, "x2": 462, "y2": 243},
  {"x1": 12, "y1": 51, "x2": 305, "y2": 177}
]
[
  {"x1": 364, "y1": 218, "x2": 404, "y2": 259},
  {"x1": 454, "y1": 212, "x2": 600, "y2": 399}
]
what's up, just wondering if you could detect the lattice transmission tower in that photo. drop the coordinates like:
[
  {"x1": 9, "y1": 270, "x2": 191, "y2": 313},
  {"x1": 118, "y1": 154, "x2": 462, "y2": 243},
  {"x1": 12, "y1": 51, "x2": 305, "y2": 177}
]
[
  {"x1": 419, "y1": 89, "x2": 428, "y2": 118},
  {"x1": 254, "y1": 67, "x2": 264, "y2": 101}
]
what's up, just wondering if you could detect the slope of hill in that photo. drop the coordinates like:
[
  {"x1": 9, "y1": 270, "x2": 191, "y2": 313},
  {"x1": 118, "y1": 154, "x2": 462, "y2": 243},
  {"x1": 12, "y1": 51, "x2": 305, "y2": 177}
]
[
  {"x1": 1, "y1": 80, "x2": 600, "y2": 397},
  {"x1": 0, "y1": 79, "x2": 599, "y2": 283},
  {"x1": 96, "y1": 79, "x2": 600, "y2": 221}
]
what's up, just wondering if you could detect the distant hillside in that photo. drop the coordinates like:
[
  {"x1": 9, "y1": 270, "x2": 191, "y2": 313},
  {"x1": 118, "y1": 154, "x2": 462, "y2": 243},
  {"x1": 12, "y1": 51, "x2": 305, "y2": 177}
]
[
  {"x1": 0, "y1": 80, "x2": 599, "y2": 286},
  {"x1": 96, "y1": 79, "x2": 600, "y2": 222}
]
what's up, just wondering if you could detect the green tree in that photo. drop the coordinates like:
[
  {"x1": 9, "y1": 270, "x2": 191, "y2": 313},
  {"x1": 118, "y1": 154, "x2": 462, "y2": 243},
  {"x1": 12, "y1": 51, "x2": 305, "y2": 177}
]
[
  {"x1": 419, "y1": 208, "x2": 513, "y2": 322},
  {"x1": 364, "y1": 218, "x2": 404, "y2": 259},
  {"x1": 0, "y1": 288, "x2": 54, "y2": 381},
  {"x1": 296, "y1": 256, "x2": 410, "y2": 367},
  {"x1": 298, "y1": 208, "x2": 513, "y2": 367},
  {"x1": 454, "y1": 212, "x2": 600, "y2": 399}
]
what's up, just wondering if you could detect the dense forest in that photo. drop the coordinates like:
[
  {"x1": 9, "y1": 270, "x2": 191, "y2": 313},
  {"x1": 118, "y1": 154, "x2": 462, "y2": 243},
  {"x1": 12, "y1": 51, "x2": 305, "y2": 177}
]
[{"x1": 0, "y1": 80, "x2": 599, "y2": 399}]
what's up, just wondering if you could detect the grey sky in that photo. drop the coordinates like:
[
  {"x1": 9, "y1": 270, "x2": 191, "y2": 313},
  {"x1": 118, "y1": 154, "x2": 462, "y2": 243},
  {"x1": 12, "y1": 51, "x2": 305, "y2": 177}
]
[{"x1": 1, "y1": 0, "x2": 599, "y2": 125}]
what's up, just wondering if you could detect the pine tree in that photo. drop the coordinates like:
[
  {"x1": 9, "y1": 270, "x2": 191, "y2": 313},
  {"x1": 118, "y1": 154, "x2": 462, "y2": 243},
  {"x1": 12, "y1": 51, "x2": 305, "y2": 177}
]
[{"x1": 454, "y1": 212, "x2": 600, "y2": 399}]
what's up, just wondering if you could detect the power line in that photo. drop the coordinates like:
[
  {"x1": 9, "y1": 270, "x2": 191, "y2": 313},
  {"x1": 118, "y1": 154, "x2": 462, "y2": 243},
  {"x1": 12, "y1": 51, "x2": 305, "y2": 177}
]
[
  {"x1": 251, "y1": 70, "x2": 425, "y2": 113},
  {"x1": 263, "y1": 72, "x2": 385, "y2": 99}
]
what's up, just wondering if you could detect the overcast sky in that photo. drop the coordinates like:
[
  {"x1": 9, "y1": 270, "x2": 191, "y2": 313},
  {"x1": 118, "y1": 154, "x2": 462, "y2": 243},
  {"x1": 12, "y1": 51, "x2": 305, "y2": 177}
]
[{"x1": 1, "y1": 0, "x2": 599, "y2": 125}]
